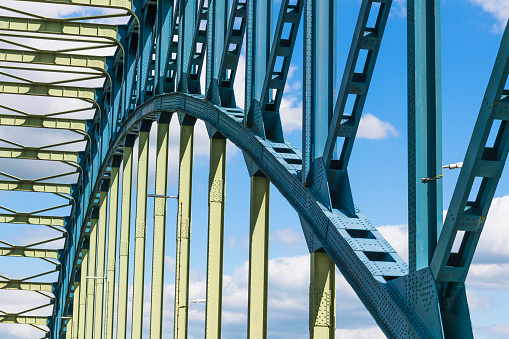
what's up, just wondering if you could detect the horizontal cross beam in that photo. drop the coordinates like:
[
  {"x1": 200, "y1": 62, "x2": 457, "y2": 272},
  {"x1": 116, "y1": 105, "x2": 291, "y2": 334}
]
[
  {"x1": 0, "y1": 214, "x2": 67, "y2": 227},
  {"x1": 0, "y1": 315, "x2": 48, "y2": 325},
  {"x1": 0, "y1": 114, "x2": 89, "y2": 132},
  {"x1": 0, "y1": 180, "x2": 75, "y2": 196},
  {"x1": 0, "y1": 281, "x2": 54, "y2": 292},
  {"x1": 0, "y1": 49, "x2": 106, "y2": 71},
  {"x1": 0, "y1": 82, "x2": 96, "y2": 102},
  {"x1": 0, "y1": 16, "x2": 118, "y2": 40},
  {"x1": 0, "y1": 147, "x2": 80, "y2": 163},
  {"x1": 0, "y1": 247, "x2": 59, "y2": 259}
]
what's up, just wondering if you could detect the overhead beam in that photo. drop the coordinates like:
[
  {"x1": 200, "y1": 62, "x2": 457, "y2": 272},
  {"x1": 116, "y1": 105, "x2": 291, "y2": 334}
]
[
  {"x1": 0, "y1": 180, "x2": 75, "y2": 196},
  {"x1": 0, "y1": 315, "x2": 48, "y2": 325},
  {"x1": 0, "y1": 247, "x2": 59, "y2": 259},
  {"x1": 0, "y1": 147, "x2": 80, "y2": 163},
  {"x1": 0, "y1": 82, "x2": 96, "y2": 102},
  {"x1": 0, "y1": 281, "x2": 53, "y2": 292},
  {"x1": 0, "y1": 114, "x2": 88, "y2": 132},
  {"x1": 0, "y1": 214, "x2": 66, "y2": 227},
  {"x1": 10, "y1": 0, "x2": 132, "y2": 10},
  {"x1": 0, "y1": 16, "x2": 118, "y2": 40},
  {"x1": 0, "y1": 49, "x2": 106, "y2": 71}
]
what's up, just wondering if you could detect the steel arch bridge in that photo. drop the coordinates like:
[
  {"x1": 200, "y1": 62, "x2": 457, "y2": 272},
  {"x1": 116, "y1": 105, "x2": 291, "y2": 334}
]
[{"x1": 0, "y1": 0, "x2": 508, "y2": 338}]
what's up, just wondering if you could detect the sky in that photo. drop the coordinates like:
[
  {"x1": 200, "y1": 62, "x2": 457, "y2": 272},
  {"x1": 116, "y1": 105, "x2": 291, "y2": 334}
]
[{"x1": 0, "y1": 0, "x2": 509, "y2": 338}]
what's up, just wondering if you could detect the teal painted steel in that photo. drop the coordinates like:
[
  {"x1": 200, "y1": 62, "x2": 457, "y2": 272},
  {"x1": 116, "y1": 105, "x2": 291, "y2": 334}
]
[{"x1": 0, "y1": 1, "x2": 505, "y2": 338}]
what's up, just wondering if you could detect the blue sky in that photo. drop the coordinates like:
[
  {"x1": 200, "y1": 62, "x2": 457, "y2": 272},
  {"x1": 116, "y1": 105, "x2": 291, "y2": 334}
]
[{"x1": 0, "y1": 0, "x2": 508, "y2": 338}]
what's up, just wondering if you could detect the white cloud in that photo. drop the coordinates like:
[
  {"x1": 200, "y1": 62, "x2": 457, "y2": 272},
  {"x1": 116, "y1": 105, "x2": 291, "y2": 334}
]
[
  {"x1": 270, "y1": 227, "x2": 305, "y2": 245},
  {"x1": 470, "y1": 0, "x2": 509, "y2": 31},
  {"x1": 336, "y1": 327, "x2": 385, "y2": 338},
  {"x1": 357, "y1": 113, "x2": 398, "y2": 139},
  {"x1": 467, "y1": 290, "x2": 496, "y2": 311},
  {"x1": 377, "y1": 224, "x2": 408, "y2": 262}
]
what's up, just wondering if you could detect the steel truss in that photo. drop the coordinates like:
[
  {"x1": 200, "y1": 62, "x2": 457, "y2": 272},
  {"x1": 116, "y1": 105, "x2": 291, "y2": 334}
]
[{"x1": 0, "y1": 0, "x2": 506, "y2": 338}]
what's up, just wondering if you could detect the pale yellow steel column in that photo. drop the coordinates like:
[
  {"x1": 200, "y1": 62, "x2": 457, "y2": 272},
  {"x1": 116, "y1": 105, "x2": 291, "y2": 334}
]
[
  {"x1": 132, "y1": 122, "x2": 152, "y2": 339},
  {"x1": 205, "y1": 136, "x2": 226, "y2": 339},
  {"x1": 117, "y1": 136, "x2": 136, "y2": 339},
  {"x1": 66, "y1": 318, "x2": 72, "y2": 339},
  {"x1": 77, "y1": 246, "x2": 89, "y2": 339},
  {"x1": 94, "y1": 183, "x2": 109, "y2": 339},
  {"x1": 85, "y1": 215, "x2": 99, "y2": 336},
  {"x1": 150, "y1": 116, "x2": 170, "y2": 339},
  {"x1": 309, "y1": 251, "x2": 336, "y2": 339},
  {"x1": 105, "y1": 156, "x2": 121, "y2": 339},
  {"x1": 174, "y1": 122, "x2": 195, "y2": 339},
  {"x1": 72, "y1": 282, "x2": 80, "y2": 339},
  {"x1": 247, "y1": 174, "x2": 270, "y2": 339}
]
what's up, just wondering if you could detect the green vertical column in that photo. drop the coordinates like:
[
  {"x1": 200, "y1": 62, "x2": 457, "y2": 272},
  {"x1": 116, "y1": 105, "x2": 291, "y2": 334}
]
[
  {"x1": 247, "y1": 174, "x2": 270, "y2": 339},
  {"x1": 78, "y1": 245, "x2": 89, "y2": 339},
  {"x1": 174, "y1": 122, "x2": 194, "y2": 339},
  {"x1": 85, "y1": 214, "x2": 99, "y2": 336},
  {"x1": 66, "y1": 318, "x2": 72, "y2": 339},
  {"x1": 94, "y1": 182, "x2": 109, "y2": 339},
  {"x1": 309, "y1": 251, "x2": 336, "y2": 339},
  {"x1": 132, "y1": 121, "x2": 152, "y2": 339},
  {"x1": 150, "y1": 115, "x2": 170, "y2": 339},
  {"x1": 105, "y1": 156, "x2": 121, "y2": 339},
  {"x1": 205, "y1": 136, "x2": 226, "y2": 339},
  {"x1": 117, "y1": 135, "x2": 136, "y2": 339},
  {"x1": 72, "y1": 281, "x2": 80, "y2": 339}
]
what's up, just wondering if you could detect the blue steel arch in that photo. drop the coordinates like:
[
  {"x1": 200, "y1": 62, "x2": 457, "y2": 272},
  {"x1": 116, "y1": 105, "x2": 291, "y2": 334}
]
[
  {"x1": 57, "y1": 92, "x2": 425, "y2": 338},
  {"x1": 0, "y1": 0, "x2": 507, "y2": 337}
]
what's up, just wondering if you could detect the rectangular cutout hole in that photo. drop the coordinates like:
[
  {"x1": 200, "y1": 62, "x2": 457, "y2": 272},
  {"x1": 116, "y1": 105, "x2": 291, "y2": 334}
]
[
  {"x1": 344, "y1": 94, "x2": 357, "y2": 115},
  {"x1": 234, "y1": 17, "x2": 243, "y2": 31},
  {"x1": 355, "y1": 49, "x2": 368, "y2": 75},
  {"x1": 486, "y1": 119, "x2": 502, "y2": 149},
  {"x1": 383, "y1": 276, "x2": 399, "y2": 282},
  {"x1": 451, "y1": 231, "x2": 465, "y2": 254},
  {"x1": 199, "y1": 19, "x2": 207, "y2": 31},
  {"x1": 282, "y1": 22, "x2": 293, "y2": 41},
  {"x1": 366, "y1": 2, "x2": 381, "y2": 30},
  {"x1": 274, "y1": 56, "x2": 285, "y2": 73},
  {"x1": 273, "y1": 147, "x2": 293, "y2": 154},
  {"x1": 346, "y1": 229, "x2": 376, "y2": 239},
  {"x1": 467, "y1": 176, "x2": 483, "y2": 204},
  {"x1": 228, "y1": 43, "x2": 238, "y2": 53},
  {"x1": 285, "y1": 158, "x2": 302, "y2": 165},
  {"x1": 364, "y1": 251, "x2": 395, "y2": 262}
]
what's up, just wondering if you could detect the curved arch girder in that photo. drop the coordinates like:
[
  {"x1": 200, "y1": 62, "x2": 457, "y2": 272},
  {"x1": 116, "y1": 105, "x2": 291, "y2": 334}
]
[{"x1": 68, "y1": 92, "x2": 430, "y2": 338}]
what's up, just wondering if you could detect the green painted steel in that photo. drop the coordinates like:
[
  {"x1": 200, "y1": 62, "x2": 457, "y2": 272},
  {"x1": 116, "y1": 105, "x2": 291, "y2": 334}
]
[
  {"x1": 174, "y1": 123, "x2": 194, "y2": 339},
  {"x1": 94, "y1": 190, "x2": 108, "y2": 339},
  {"x1": 132, "y1": 124, "x2": 151, "y2": 338},
  {"x1": 309, "y1": 252, "x2": 336, "y2": 338},
  {"x1": 105, "y1": 163, "x2": 120, "y2": 339},
  {"x1": 205, "y1": 136, "x2": 226, "y2": 339},
  {"x1": 248, "y1": 174, "x2": 270, "y2": 339},
  {"x1": 117, "y1": 141, "x2": 134, "y2": 339},
  {"x1": 77, "y1": 249, "x2": 89, "y2": 339},
  {"x1": 72, "y1": 282, "x2": 79, "y2": 339},
  {"x1": 150, "y1": 120, "x2": 170, "y2": 339},
  {"x1": 85, "y1": 217, "x2": 99, "y2": 336}
]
